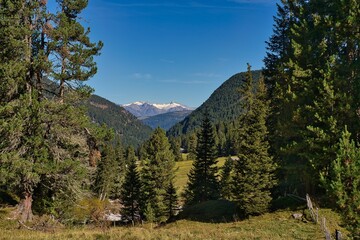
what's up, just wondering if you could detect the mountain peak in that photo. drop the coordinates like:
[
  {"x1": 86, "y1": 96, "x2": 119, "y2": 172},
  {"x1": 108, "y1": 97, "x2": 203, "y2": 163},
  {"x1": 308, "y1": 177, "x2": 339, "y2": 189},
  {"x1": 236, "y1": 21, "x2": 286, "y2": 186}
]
[{"x1": 122, "y1": 101, "x2": 192, "y2": 118}]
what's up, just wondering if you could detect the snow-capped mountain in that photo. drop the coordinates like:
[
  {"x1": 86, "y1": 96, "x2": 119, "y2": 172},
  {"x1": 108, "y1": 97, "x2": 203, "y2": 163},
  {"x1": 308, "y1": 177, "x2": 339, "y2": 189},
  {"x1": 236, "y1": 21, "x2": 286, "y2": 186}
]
[{"x1": 122, "y1": 101, "x2": 193, "y2": 118}]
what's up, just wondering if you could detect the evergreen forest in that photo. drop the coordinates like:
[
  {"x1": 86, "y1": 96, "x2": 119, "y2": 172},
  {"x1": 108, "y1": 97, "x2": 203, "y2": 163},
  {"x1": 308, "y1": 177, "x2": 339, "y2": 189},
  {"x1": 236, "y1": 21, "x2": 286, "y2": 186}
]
[{"x1": 1, "y1": 0, "x2": 360, "y2": 239}]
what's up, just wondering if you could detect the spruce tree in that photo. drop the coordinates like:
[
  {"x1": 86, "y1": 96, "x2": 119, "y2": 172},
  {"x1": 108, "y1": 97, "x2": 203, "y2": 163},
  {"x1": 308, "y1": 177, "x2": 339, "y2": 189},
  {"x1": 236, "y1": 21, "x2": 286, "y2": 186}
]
[
  {"x1": 93, "y1": 145, "x2": 118, "y2": 201},
  {"x1": 232, "y1": 65, "x2": 276, "y2": 217},
  {"x1": 220, "y1": 156, "x2": 233, "y2": 200},
  {"x1": 140, "y1": 127, "x2": 176, "y2": 222},
  {"x1": 164, "y1": 180, "x2": 178, "y2": 219},
  {"x1": 121, "y1": 157, "x2": 142, "y2": 223},
  {"x1": 184, "y1": 110, "x2": 220, "y2": 205},
  {"x1": 324, "y1": 128, "x2": 360, "y2": 238},
  {"x1": 169, "y1": 137, "x2": 182, "y2": 162},
  {"x1": 186, "y1": 133, "x2": 197, "y2": 160}
]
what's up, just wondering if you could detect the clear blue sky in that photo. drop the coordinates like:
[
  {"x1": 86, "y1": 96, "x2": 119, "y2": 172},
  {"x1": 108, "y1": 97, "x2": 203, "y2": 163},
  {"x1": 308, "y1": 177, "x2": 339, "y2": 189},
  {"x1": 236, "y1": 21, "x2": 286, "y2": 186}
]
[{"x1": 54, "y1": 0, "x2": 279, "y2": 108}]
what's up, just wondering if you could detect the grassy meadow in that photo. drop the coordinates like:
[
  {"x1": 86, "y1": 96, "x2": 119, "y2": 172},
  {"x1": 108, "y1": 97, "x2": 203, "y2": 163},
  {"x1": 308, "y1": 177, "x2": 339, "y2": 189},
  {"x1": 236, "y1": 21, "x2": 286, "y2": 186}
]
[
  {"x1": 0, "y1": 156, "x2": 349, "y2": 239},
  {"x1": 0, "y1": 207, "x2": 347, "y2": 240}
]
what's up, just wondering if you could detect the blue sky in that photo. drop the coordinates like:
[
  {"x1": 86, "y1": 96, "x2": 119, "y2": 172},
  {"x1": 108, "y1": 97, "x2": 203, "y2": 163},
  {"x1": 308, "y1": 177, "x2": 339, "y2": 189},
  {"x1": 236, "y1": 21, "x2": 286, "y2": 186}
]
[{"x1": 53, "y1": 0, "x2": 279, "y2": 107}]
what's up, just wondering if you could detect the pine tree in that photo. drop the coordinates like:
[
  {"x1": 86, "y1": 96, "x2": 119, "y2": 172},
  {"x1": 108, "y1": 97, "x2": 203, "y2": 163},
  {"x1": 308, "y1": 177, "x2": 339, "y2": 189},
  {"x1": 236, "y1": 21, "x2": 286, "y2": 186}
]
[
  {"x1": 121, "y1": 157, "x2": 142, "y2": 223},
  {"x1": 220, "y1": 156, "x2": 233, "y2": 200},
  {"x1": 140, "y1": 127, "x2": 176, "y2": 222},
  {"x1": 184, "y1": 110, "x2": 220, "y2": 205},
  {"x1": 164, "y1": 180, "x2": 178, "y2": 219},
  {"x1": 93, "y1": 145, "x2": 118, "y2": 201},
  {"x1": 108, "y1": 140, "x2": 126, "y2": 199},
  {"x1": 232, "y1": 65, "x2": 276, "y2": 217},
  {"x1": 323, "y1": 128, "x2": 360, "y2": 238},
  {"x1": 169, "y1": 137, "x2": 182, "y2": 161},
  {"x1": 0, "y1": 0, "x2": 103, "y2": 221},
  {"x1": 186, "y1": 133, "x2": 197, "y2": 160},
  {"x1": 48, "y1": 0, "x2": 103, "y2": 102}
]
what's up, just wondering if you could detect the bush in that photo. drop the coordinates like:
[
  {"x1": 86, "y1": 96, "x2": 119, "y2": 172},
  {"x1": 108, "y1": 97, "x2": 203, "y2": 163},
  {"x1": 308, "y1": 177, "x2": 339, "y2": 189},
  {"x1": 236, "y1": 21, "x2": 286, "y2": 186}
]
[{"x1": 72, "y1": 198, "x2": 109, "y2": 225}]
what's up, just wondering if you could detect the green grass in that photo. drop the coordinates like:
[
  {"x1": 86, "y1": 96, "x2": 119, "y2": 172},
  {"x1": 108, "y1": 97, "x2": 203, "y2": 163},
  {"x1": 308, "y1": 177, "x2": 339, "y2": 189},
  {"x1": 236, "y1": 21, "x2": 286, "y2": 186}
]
[
  {"x1": 177, "y1": 200, "x2": 237, "y2": 223},
  {"x1": 0, "y1": 206, "x2": 348, "y2": 240}
]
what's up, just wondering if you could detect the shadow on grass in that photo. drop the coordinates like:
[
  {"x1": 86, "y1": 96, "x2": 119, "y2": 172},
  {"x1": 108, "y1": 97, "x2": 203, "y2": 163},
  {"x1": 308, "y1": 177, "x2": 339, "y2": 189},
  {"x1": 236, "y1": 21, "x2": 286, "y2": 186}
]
[{"x1": 175, "y1": 200, "x2": 239, "y2": 223}]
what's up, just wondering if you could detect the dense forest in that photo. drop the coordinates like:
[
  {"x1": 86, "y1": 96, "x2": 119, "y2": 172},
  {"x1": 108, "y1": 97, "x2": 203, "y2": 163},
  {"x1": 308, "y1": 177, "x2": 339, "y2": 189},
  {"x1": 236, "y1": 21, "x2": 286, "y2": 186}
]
[{"x1": 0, "y1": 0, "x2": 360, "y2": 239}]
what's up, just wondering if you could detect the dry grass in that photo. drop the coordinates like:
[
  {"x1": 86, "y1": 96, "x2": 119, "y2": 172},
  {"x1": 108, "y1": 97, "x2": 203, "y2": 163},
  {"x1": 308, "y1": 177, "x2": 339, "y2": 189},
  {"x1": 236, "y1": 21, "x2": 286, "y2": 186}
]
[{"x1": 0, "y1": 209, "x2": 347, "y2": 240}]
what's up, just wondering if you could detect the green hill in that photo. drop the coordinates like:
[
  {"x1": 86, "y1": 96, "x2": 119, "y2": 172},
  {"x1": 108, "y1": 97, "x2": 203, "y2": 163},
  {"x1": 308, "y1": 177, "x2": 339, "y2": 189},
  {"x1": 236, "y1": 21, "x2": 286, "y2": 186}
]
[
  {"x1": 86, "y1": 95, "x2": 152, "y2": 147},
  {"x1": 142, "y1": 110, "x2": 193, "y2": 130},
  {"x1": 167, "y1": 70, "x2": 261, "y2": 137},
  {"x1": 167, "y1": 70, "x2": 261, "y2": 155}
]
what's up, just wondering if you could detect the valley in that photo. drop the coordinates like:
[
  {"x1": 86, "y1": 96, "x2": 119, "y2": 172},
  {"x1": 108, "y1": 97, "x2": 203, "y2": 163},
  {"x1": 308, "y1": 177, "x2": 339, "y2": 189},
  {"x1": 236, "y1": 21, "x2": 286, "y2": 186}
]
[{"x1": 1, "y1": 0, "x2": 360, "y2": 239}]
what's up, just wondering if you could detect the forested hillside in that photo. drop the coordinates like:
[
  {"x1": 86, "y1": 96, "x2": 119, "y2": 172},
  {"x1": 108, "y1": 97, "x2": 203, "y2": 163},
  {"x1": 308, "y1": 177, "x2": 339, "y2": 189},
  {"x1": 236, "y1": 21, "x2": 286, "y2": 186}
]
[
  {"x1": 167, "y1": 71, "x2": 261, "y2": 155},
  {"x1": 86, "y1": 95, "x2": 152, "y2": 147}
]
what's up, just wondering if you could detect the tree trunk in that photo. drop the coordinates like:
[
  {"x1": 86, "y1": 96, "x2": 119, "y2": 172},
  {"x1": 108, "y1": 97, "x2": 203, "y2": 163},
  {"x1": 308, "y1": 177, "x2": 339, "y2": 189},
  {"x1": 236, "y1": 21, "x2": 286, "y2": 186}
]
[{"x1": 17, "y1": 192, "x2": 34, "y2": 222}]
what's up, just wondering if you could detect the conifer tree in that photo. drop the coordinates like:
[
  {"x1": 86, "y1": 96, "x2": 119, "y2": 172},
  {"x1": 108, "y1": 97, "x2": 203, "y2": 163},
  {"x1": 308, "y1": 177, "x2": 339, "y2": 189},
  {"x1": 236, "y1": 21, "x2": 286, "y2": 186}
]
[
  {"x1": 220, "y1": 156, "x2": 233, "y2": 200},
  {"x1": 108, "y1": 140, "x2": 126, "y2": 199},
  {"x1": 93, "y1": 145, "x2": 118, "y2": 201},
  {"x1": 140, "y1": 127, "x2": 176, "y2": 222},
  {"x1": 121, "y1": 157, "x2": 142, "y2": 223},
  {"x1": 264, "y1": 0, "x2": 360, "y2": 197},
  {"x1": 323, "y1": 128, "x2": 360, "y2": 238},
  {"x1": 184, "y1": 110, "x2": 220, "y2": 205},
  {"x1": 164, "y1": 180, "x2": 178, "y2": 219},
  {"x1": 169, "y1": 137, "x2": 182, "y2": 161},
  {"x1": 186, "y1": 133, "x2": 197, "y2": 160},
  {"x1": 232, "y1": 65, "x2": 276, "y2": 217},
  {"x1": 48, "y1": 0, "x2": 103, "y2": 102},
  {"x1": 0, "y1": 0, "x2": 102, "y2": 221}
]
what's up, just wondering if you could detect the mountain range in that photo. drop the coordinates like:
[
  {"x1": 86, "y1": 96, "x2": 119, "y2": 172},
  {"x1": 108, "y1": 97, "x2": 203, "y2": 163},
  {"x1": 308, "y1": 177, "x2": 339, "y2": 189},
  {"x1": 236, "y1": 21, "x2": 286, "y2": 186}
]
[{"x1": 122, "y1": 101, "x2": 193, "y2": 119}]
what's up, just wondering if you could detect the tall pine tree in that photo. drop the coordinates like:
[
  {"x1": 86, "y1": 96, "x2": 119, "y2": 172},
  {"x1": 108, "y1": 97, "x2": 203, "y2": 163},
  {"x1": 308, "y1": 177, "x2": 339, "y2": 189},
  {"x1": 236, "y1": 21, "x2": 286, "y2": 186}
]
[
  {"x1": 164, "y1": 179, "x2": 178, "y2": 219},
  {"x1": 232, "y1": 65, "x2": 276, "y2": 217},
  {"x1": 121, "y1": 157, "x2": 142, "y2": 223},
  {"x1": 184, "y1": 110, "x2": 220, "y2": 205},
  {"x1": 140, "y1": 127, "x2": 176, "y2": 222},
  {"x1": 0, "y1": 0, "x2": 103, "y2": 221},
  {"x1": 220, "y1": 156, "x2": 233, "y2": 200},
  {"x1": 323, "y1": 128, "x2": 360, "y2": 238},
  {"x1": 48, "y1": 0, "x2": 103, "y2": 102}
]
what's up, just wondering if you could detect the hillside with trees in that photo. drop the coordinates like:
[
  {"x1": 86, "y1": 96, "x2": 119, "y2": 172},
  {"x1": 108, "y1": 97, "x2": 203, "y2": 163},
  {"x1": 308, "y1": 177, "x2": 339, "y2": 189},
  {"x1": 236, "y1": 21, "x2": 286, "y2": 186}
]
[
  {"x1": 167, "y1": 70, "x2": 261, "y2": 156},
  {"x1": 168, "y1": 70, "x2": 261, "y2": 137},
  {"x1": 86, "y1": 94, "x2": 152, "y2": 147}
]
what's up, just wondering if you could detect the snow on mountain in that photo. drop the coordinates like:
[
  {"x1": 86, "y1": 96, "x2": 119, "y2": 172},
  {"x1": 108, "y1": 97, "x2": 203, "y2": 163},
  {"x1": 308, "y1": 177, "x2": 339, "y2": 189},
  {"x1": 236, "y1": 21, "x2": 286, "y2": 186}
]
[
  {"x1": 153, "y1": 102, "x2": 183, "y2": 110},
  {"x1": 122, "y1": 101, "x2": 193, "y2": 118},
  {"x1": 123, "y1": 101, "x2": 145, "y2": 107}
]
